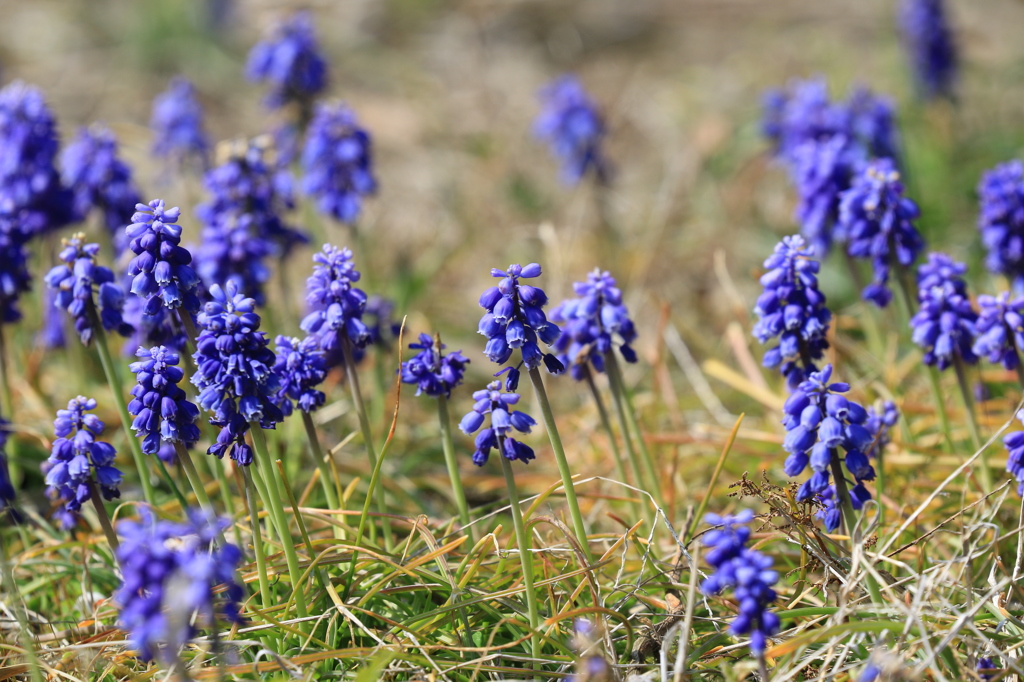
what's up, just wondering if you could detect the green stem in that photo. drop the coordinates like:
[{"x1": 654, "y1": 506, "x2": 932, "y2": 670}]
[
  {"x1": 586, "y1": 366, "x2": 640, "y2": 491},
  {"x1": 154, "y1": 454, "x2": 190, "y2": 511},
  {"x1": 242, "y1": 469, "x2": 274, "y2": 621},
  {"x1": 527, "y1": 367, "x2": 593, "y2": 565},
  {"x1": 87, "y1": 480, "x2": 120, "y2": 551},
  {"x1": 604, "y1": 352, "x2": 661, "y2": 504},
  {"x1": 90, "y1": 314, "x2": 156, "y2": 506},
  {"x1": 0, "y1": 324, "x2": 13, "y2": 420},
  {"x1": 499, "y1": 448, "x2": 542, "y2": 679},
  {"x1": 341, "y1": 337, "x2": 392, "y2": 550},
  {"x1": 925, "y1": 365, "x2": 953, "y2": 453},
  {"x1": 438, "y1": 394, "x2": 473, "y2": 538},
  {"x1": 953, "y1": 355, "x2": 991, "y2": 493},
  {"x1": 176, "y1": 442, "x2": 215, "y2": 513},
  {"x1": 249, "y1": 424, "x2": 309, "y2": 620},
  {"x1": 301, "y1": 410, "x2": 340, "y2": 511},
  {"x1": 0, "y1": 527, "x2": 45, "y2": 682},
  {"x1": 209, "y1": 455, "x2": 244, "y2": 550}
]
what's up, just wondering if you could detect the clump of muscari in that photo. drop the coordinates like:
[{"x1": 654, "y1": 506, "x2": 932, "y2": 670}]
[
  {"x1": 549, "y1": 268, "x2": 637, "y2": 381},
  {"x1": 701, "y1": 510, "x2": 780, "y2": 656},
  {"x1": 191, "y1": 282, "x2": 282, "y2": 466},
  {"x1": 973, "y1": 291, "x2": 1024, "y2": 370},
  {"x1": 899, "y1": 0, "x2": 957, "y2": 100},
  {"x1": 115, "y1": 510, "x2": 243, "y2": 663},
  {"x1": 151, "y1": 76, "x2": 208, "y2": 165},
  {"x1": 459, "y1": 380, "x2": 537, "y2": 466},
  {"x1": 301, "y1": 244, "x2": 370, "y2": 367},
  {"x1": 301, "y1": 102, "x2": 376, "y2": 224},
  {"x1": 246, "y1": 10, "x2": 327, "y2": 113},
  {"x1": 909, "y1": 253, "x2": 977, "y2": 370},
  {"x1": 43, "y1": 396, "x2": 122, "y2": 529},
  {"x1": 128, "y1": 346, "x2": 200, "y2": 456},
  {"x1": 44, "y1": 234, "x2": 133, "y2": 345},
  {"x1": 976, "y1": 160, "x2": 1024, "y2": 288},
  {"x1": 840, "y1": 158, "x2": 925, "y2": 307},
  {"x1": 273, "y1": 335, "x2": 327, "y2": 416},
  {"x1": 533, "y1": 75, "x2": 609, "y2": 185},
  {"x1": 400, "y1": 333, "x2": 470, "y2": 398},
  {"x1": 751, "y1": 235, "x2": 831, "y2": 389},
  {"x1": 126, "y1": 200, "x2": 202, "y2": 318}
]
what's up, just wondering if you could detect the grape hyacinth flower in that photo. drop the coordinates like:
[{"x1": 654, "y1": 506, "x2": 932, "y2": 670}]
[
  {"x1": 116, "y1": 510, "x2": 243, "y2": 662},
  {"x1": 126, "y1": 200, "x2": 202, "y2": 319},
  {"x1": 533, "y1": 75, "x2": 609, "y2": 185},
  {"x1": 246, "y1": 10, "x2": 327, "y2": 113},
  {"x1": 751, "y1": 235, "x2": 832, "y2": 390},
  {"x1": 459, "y1": 381, "x2": 537, "y2": 466},
  {"x1": 60, "y1": 124, "x2": 141, "y2": 252},
  {"x1": 400, "y1": 333, "x2": 470, "y2": 398},
  {"x1": 43, "y1": 396, "x2": 122, "y2": 528},
  {"x1": 782, "y1": 364, "x2": 876, "y2": 506},
  {"x1": 273, "y1": 335, "x2": 327, "y2": 416},
  {"x1": 44, "y1": 233, "x2": 133, "y2": 345},
  {"x1": 128, "y1": 346, "x2": 201, "y2": 455},
  {"x1": 977, "y1": 656, "x2": 998, "y2": 681},
  {"x1": 566, "y1": 618, "x2": 612, "y2": 682},
  {"x1": 301, "y1": 102, "x2": 376, "y2": 224},
  {"x1": 977, "y1": 160, "x2": 1024, "y2": 288},
  {"x1": 701, "y1": 510, "x2": 780, "y2": 657},
  {"x1": 841, "y1": 158, "x2": 925, "y2": 307},
  {"x1": 549, "y1": 268, "x2": 638, "y2": 381},
  {"x1": 151, "y1": 76, "x2": 208, "y2": 165},
  {"x1": 910, "y1": 253, "x2": 977, "y2": 370},
  {"x1": 191, "y1": 282, "x2": 282, "y2": 466},
  {"x1": 0, "y1": 230, "x2": 32, "y2": 324},
  {"x1": 478, "y1": 263, "x2": 563, "y2": 374},
  {"x1": 301, "y1": 244, "x2": 370, "y2": 365},
  {"x1": 899, "y1": 0, "x2": 957, "y2": 100},
  {"x1": 973, "y1": 291, "x2": 1024, "y2": 371}
]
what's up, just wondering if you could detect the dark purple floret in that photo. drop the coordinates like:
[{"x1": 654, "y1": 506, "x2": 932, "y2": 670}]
[
  {"x1": 977, "y1": 160, "x2": 1024, "y2": 288},
  {"x1": 533, "y1": 75, "x2": 609, "y2": 185},
  {"x1": 191, "y1": 281, "x2": 281, "y2": 466},
  {"x1": 60, "y1": 124, "x2": 141, "y2": 253},
  {"x1": 127, "y1": 199, "x2": 202, "y2": 317},
  {"x1": 700, "y1": 510, "x2": 780, "y2": 655},
  {"x1": 301, "y1": 102, "x2": 376, "y2": 224},
  {"x1": 0, "y1": 229, "x2": 32, "y2": 325},
  {"x1": 43, "y1": 396, "x2": 122, "y2": 528},
  {"x1": 128, "y1": 346, "x2": 201, "y2": 455},
  {"x1": 549, "y1": 268, "x2": 637, "y2": 381},
  {"x1": 751, "y1": 235, "x2": 832, "y2": 390},
  {"x1": 151, "y1": 76, "x2": 208, "y2": 165},
  {"x1": 115, "y1": 509, "x2": 243, "y2": 663},
  {"x1": 44, "y1": 233, "x2": 133, "y2": 345},
  {"x1": 273, "y1": 335, "x2": 327, "y2": 415},
  {"x1": 782, "y1": 364, "x2": 875, "y2": 504},
  {"x1": 459, "y1": 380, "x2": 537, "y2": 466},
  {"x1": 909, "y1": 253, "x2": 977, "y2": 370},
  {"x1": 566, "y1": 618, "x2": 611, "y2": 682},
  {"x1": 400, "y1": 333, "x2": 470, "y2": 398},
  {"x1": 977, "y1": 656, "x2": 998, "y2": 681},
  {"x1": 246, "y1": 10, "x2": 327, "y2": 111},
  {"x1": 973, "y1": 292, "x2": 1024, "y2": 370},
  {"x1": 301, "y1": 244, "x2": 370, "y2": 366},
  {"x1": 841, "y1": 159, "x2": 925, "y2": 307},
  {"x1": 899, "y1": 0, "x2": 957, "y2": 100},
  {"x1": 477, "y1": 263, "x2": 563, "y2": 374}
]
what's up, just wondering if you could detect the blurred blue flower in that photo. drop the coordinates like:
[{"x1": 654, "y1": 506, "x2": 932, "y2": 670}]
[
  {"x1": 534, "y1": 75, "x2": 609, "y2": 185},
  {"x1": 910, "y1": 253, "x2": 977, "y2": 370},
  {"x1": 973, "y1": 291, "x2": 1024, "y2": 370},
  {"x1": 116, "y1": 509, "x2": 243, "y2": 662},
  {"x1": 899, "y1": 0, "x2": 957, "y2": 100},
  {"x1": 459, "y1": 380, "x2": 537, "y2": 466},
  {"x1": 0, "y1": 228, "x2": 32, "y2": 325},
  {"x1": 751, "y1": 235, "x2": 832, "y2": 390},
  {"x1": 977, "y1": 160, "x2": 1024, "y2": 288},
  {"x1": 273, "y1": 335, "x2": 327, "y2": 415},
  {"x1": 128, "y1": 346, "x2": 201, "y2": 456},
  {"x1": 151, "y1": 77, "x2": 208, "y2": 165},
  {"x1": 127, "y1": 200, "x2": 202, "y2": 317},
  {"x1": 301, "y1": 102, "x2": 376, "y2": 224},
  {"x1": 701, "y1": 510, "x2": 780, "y2": 655},
  {"x1": 43, "y1": 396, "x2": 122, "y2": 528},
  {"x1": 400, "y1": 333, "x2": 470, "y2": 398},
  {"x1": 478, "y1": 263, "x2": 563, "y2": 374},
  {"x1": 246, "y1": 11, "x2": 327, "y2": 111}
]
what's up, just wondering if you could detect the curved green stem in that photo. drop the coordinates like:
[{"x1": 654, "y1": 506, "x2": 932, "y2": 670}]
[
  {"x1": 301, "y1": 410, "x2": 340, "y2": 511},
  {"x1": 438, "y1": 394, "x2": 473, "y2": 538},
  {"x1": 604, "y1": 352, "x2": 661, "y2": 505},
  {"x1": 953, "y1": 356, "x2": 991, "y2": 493}
]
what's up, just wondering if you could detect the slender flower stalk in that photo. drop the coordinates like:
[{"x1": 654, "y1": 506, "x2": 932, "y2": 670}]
[
  {"x1": 603, "y1": 351, "x2": 660, "y2": 504},
  {"x1": 582, "y1": 366, "x2": 631, "y2": 491}
]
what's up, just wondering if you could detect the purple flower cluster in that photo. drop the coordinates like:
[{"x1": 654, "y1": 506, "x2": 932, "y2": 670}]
[
  {"x1": 151, "y1": 77, "x2": 208, "y2": 164},
  {"x1": 115, "y1": 510, "x2": 243, "y2": 662},
  {"x1": 973, "y1": 292, "x2": 1024, "y2": 370},
  {"x1": 701, "y1": 510, "x2": 780, "y2": 655},
  {"x1": 44, "y1": 234, "x2": 133, "y2": 345},
  {"x1": 977, "y1": 161, "x2": 1024, "y2": 288},
  {"x1": 400, "y1": 333, "x2": 470, "y2": 398},
  {"x1": 841, "y1": 159, "x2": 925, "y2": 307},
  {"x1": 301, "y1": 102, "x2": 376, "y2": 224},
  {"x1": 910, "y1": 253, "x2": 977, "y2": 370},
  {"x1": 782, "y1": 365, "x2": 875, "y2": 503},
  {"x1": 751, "y1": 236, "x2": 832, "y2": 389},
  {"x1": 273, "y1": 335, "x2": 327, "y2": 415},
  {"x1": 301, "y1": 245, "x2": 370, "y2": 365},
  {"x1": 191, "y1": 282, "x2": 282, "y2": 466},
  {"x1": 459, "y1": 381, "x2": 537, "y2": 466},
  {"x1": 246, "y1": 10, "x2": 327, "y2": 110},
  {"x1": 127, "y1": 200, "x2": 202, "y2": 317},
  {"x1": 533, "y1": 75, "x2": 609, "y2": 185},
  {"x1": 60, "y1": 124, "x2": 141, "y2": 252},
  {"x1": 566, "y1": 619, "x2": 611, "y2": 682},
  {"x1": 128, "y1": 346, "x2": 201, "y2": 456},
  {"x1": 43, "y1": 396, "x2": 122, "y2": 529},
  {"x1": 899, "y1": 0, "x2": 958, "y2": 100},
  {"x1": 478, "y1": 263, "x2": 563, "y2": 375},
  {"x1": 549, "y1": 268, "x2": 637, "y2": 381}
]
